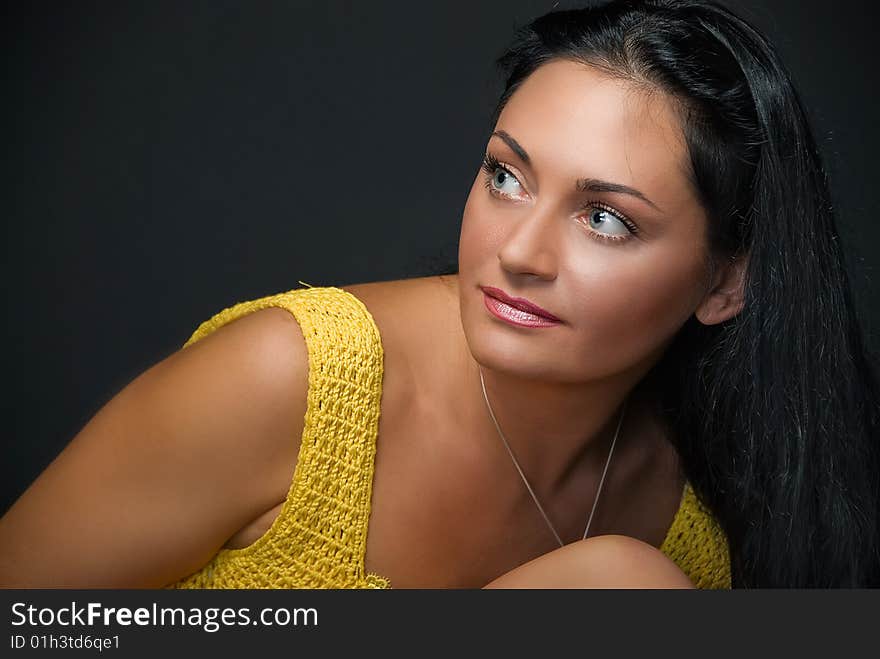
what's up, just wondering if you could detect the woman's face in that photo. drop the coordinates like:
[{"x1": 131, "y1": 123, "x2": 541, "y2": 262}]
[{"x1": 458, "y1": 59, "x2": 712, "y2": 384}]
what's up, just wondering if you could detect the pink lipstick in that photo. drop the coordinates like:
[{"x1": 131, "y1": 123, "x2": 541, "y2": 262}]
[{"x1": 480, "y1": 286, "x2": 562, "y2": 328}]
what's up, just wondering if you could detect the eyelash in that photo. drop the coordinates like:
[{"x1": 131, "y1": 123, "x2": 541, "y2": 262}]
[{"x1": 480, "y1": 152, "x2": 640, "y2": 244}]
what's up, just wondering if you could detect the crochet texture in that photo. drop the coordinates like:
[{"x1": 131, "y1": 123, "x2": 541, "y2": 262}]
[{"x1": 166, "y1": 283, "x2": 731, "y2": 589}]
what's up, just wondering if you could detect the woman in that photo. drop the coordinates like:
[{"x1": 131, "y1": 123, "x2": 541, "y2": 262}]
[{"x1": 1, "y1": 0, "x2": 877, "y2": 589}]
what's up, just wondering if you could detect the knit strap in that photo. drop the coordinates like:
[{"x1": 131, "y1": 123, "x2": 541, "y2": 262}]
[
  {"x1": 171, "y1": 284, "x2": 389, "y2": 588},
  {"x1": 659, "y1": 481, "x2": 732, "y2": 589}
]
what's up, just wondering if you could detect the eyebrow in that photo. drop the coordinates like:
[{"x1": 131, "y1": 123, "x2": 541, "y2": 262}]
[{"x1": 490, "y1": 130, "x2": 662, "y2": 213}]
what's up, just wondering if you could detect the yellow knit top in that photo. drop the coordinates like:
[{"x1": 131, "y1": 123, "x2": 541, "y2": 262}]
[{"x1": 165, "y1": 283, "x2": 732, "y2": 590}]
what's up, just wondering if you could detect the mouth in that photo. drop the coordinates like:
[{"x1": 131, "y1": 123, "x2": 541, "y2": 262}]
[{"x1": 480, "y1": 286, "x2": 562, "y2": 324}]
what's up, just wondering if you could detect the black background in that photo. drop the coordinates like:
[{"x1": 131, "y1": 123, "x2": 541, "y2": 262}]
[{"x1": 4, "y1": 0, "x2": 878, "y2": 513}]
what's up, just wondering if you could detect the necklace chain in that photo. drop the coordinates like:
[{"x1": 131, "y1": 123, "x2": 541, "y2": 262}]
[{"x1": 478, "y1": 366, "x2": 628, "y2": 548}]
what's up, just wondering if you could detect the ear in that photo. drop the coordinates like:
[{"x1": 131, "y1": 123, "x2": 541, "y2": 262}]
[{"x1": 694, "y1": 252, "x2": 748, "y2": 325}]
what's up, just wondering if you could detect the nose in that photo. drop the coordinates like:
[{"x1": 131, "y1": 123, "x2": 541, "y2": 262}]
[{"x1": 496, "y1": 206, "x2": 560, "y2": 280}]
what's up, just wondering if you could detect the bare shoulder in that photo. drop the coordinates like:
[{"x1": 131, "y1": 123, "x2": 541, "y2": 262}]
[
  {"x1": 0, "y1": 303, "x2": 311, "y2": 586},
  {"x1": 338, "y1": 274, "x2": 460, "y2": 360},
  {"x1": 179, "y1": 304, "x2": 310, "y2": 474},
  {"x1": 338, "y1": 274, "x2": 458, "y2": 319},
  {"x1": 219, "y1": 278, "x2": 459, "y2": 553}
]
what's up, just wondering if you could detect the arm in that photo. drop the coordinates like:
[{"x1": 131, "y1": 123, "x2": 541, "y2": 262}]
[
  {"x1": 0, "y1": 306, "x2": 309, "y2": 588},
  {"x1": 483, "y1": 534, "x2": 695, "y2": 589}
]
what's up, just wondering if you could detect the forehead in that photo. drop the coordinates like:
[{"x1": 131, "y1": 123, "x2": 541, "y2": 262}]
[{"x1": 497, "y1": 59, "x2": 691, "y2": 198}]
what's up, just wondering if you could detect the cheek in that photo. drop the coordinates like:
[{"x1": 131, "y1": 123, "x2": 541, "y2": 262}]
[
  {"x1": 458, "y1": 177, "x2": 498, "y2": 272},
  {"x1": 457, "y1": 172, "x2": 708, "y2": 376},
  {"x1": 570, "y1": 243, "x2": 707, "y2": 367}
]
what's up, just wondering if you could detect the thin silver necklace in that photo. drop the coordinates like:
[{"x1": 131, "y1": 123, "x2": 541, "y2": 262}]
[{"x1": 478, "y1": 365, "x2": 628, "y2": 548}]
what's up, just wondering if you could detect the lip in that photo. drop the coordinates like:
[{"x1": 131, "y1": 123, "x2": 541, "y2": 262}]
[{"x1": 480, "y1": 286, "x2": 562, "y2": 323}]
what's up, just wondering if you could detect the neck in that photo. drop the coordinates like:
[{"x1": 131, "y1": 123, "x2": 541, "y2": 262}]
[
  {"x1": 434, "y1": 273, "x2": 664, "y2": 500},
  {"x1": 468, "y1": 359, "x2": 656, "y2": 496}
]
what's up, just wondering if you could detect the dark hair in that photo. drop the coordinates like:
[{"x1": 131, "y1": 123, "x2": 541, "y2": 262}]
[{"x1": 480, "y1": 0, "x2": 880, "y2": 587}]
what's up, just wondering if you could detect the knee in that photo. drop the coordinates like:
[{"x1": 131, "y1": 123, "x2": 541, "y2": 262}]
[
  {"x1": 576, "y1": 534, "x2": 695, "y2": 588},
  {"x1": 484, "y1": 534, "x2": 695, "y2": 589}
]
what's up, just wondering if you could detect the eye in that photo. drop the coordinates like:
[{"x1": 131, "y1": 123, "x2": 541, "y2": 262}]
[
  {"x1": 480, "y1": 151, "x2": 641, "y2": 245},
  {"x1": 481, "y1": 153, "x2": 526, "y2": 199},
  {"x1": 580, "y1": 202, "x2": 640, "y2": 244}
]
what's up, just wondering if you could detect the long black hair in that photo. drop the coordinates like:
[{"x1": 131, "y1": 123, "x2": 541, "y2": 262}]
[{"x1": 462, "y1": 0, "x2": 879, "y2": 587}]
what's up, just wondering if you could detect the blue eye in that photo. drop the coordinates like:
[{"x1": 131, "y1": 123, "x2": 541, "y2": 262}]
[
  {"x1": 577, "y1": 201, "x2": 640, "y2": 244},
  {"x1": 479, "y1": 150, "x2": 641, "y2": 244},
  {"x1": 492, "y1": 169, "x2": 519, "y2": 192},
  {"x1": 587, "y1": 206, "x2": 629, "y2": 236},
  {"x1": 481, "y1": 153, "x2": 523, "y2": 196}
]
